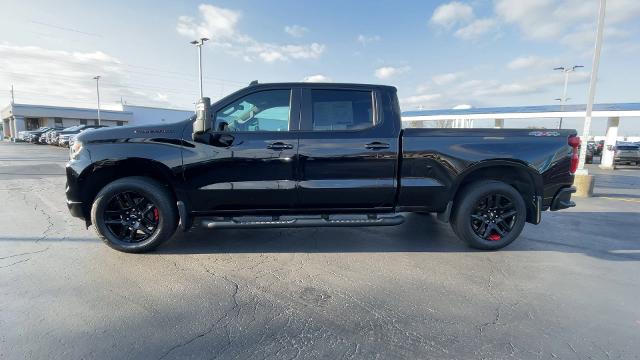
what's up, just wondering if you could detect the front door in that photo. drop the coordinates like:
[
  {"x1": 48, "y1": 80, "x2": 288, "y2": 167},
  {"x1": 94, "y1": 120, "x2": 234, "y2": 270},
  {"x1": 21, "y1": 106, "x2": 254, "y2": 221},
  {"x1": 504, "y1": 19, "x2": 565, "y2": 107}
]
[
  {"x1": 296, "y1": 88, "x2": 399, "y2": 210},
  {"x1": 183, "y1": 88, "x2": 300, "y2": 213}
]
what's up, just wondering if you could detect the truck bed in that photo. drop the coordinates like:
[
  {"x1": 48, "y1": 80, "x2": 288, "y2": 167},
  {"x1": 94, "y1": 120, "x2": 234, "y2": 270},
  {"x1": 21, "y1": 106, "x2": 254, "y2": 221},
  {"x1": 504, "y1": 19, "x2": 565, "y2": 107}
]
[{"x1": 398, "y1": 128, "x2": 577, "y2": 212}]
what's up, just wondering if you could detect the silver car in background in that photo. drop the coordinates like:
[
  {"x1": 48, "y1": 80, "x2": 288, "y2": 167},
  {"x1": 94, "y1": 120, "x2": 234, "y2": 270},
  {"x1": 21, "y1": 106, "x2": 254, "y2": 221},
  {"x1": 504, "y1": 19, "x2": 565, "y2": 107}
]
[{"x1": 614, "y1": 143, "x2": 640, "y2": 166}]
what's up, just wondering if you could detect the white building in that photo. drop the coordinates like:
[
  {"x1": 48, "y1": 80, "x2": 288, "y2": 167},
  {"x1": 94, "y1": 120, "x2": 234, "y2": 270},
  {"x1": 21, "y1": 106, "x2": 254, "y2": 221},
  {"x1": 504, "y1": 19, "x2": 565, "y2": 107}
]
[{"x1": 1, "y1": 103, "x2": 193, "y2": 140}]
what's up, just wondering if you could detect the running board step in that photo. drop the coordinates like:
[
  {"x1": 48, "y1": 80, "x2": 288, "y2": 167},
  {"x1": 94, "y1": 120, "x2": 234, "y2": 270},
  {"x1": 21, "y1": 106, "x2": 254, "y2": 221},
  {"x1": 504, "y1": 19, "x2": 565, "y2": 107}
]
[{"x1": 199, "y1": 214, "x2": 405, "y2": 229}]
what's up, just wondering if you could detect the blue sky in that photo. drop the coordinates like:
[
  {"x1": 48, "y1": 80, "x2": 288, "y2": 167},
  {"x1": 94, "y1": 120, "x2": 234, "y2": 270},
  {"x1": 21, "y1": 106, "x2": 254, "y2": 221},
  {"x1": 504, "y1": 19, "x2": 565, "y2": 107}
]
[{"x1": 1, "y1": 0, "x2": 639, "y2": 134}]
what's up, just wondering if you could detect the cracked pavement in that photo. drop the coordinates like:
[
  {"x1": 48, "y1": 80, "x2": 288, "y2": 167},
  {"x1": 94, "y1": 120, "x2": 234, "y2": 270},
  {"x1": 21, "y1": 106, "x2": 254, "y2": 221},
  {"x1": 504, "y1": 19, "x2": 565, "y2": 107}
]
[{"x1": 1, "y1": 142, "x2": 640, "y2": 359}]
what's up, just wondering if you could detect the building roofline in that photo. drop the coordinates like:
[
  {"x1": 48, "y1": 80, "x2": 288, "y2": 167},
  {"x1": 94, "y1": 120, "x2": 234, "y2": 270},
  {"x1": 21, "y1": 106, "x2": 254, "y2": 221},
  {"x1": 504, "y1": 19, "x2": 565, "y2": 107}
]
[
  {"x1": 4, "y1": 102, "x2": 131, "y2": 114},
  {"x1": 122, "y1": 103, "x2": 193, "y2": 112},
  {"x1": 402, "y1": 102, "x2": 640, "y2": 118}
]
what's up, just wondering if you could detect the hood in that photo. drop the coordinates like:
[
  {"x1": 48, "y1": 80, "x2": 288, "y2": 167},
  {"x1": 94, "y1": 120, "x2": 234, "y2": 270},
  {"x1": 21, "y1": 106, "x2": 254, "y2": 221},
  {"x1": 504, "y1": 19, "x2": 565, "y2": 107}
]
[{"x1": 76, "y1": 120, "x2": 191, "y2": 144}]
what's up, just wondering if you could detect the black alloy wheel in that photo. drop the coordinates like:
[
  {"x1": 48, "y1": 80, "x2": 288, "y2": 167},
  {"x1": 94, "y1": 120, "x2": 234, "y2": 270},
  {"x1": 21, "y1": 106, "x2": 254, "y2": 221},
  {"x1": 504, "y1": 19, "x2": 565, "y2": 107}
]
[
  {"x1": 91, "y1": 176, "x2": 178, "y2": 253},
  {"x1": 470, "y1": 193, "x2": 517, "y2": 242},
  {"x1": 103, "y1": 191, "x2": 160, "y2": 243},
  {"x1": 451, "y1": 180, "x2": 526, "y2": 250}
]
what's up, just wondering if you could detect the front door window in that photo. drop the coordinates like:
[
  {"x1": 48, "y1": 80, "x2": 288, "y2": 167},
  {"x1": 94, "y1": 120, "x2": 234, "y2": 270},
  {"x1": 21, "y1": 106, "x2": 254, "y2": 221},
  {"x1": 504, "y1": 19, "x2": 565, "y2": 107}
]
[{"x1": 214, "y1": 90, "x2": 291, "y2": 132}]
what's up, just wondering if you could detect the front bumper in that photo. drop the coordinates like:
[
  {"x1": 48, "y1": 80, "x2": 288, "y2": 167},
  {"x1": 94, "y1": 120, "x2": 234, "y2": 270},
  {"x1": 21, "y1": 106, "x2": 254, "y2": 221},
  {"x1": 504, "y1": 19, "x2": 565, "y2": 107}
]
[
  {"x1": 67, "y1": 200, "x2": 84, "y2": 218},
  {"x1": 65, "y1": 155, "x2": 91, "y2": 221},
  {"x1": 550, "y1": 186, "x2": 576, "y2": 211}
]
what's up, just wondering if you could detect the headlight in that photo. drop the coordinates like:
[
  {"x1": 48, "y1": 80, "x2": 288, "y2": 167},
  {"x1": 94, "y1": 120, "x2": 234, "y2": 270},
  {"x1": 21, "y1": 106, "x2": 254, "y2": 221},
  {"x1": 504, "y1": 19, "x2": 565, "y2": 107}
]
[{"x1": 70, "y1": 141, "x2": 83, "y2": 159}]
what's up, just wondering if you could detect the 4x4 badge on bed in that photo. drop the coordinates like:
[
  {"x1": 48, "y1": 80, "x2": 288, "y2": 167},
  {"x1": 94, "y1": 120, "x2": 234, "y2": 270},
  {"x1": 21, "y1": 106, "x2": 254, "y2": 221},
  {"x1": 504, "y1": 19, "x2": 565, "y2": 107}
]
[{"x1": 528, "y1": 131, "x2": 560, "y2": 137}]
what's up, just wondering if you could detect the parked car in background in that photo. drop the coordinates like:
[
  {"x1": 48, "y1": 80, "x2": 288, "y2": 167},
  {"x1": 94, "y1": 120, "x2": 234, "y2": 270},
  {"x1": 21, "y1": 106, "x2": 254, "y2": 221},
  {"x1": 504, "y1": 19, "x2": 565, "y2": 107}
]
[
  {"x1": 26, "y1": 127, "x2": 57, "y2": 143},
  {"x1": 596, "y1": 140, "x2": 604, "y2": 156},
  {"x1": 47, "y1": 126, "x2": 78, "y2": 145},
  {"x1": 585, "y1": 146, "x2": 594, "y2": 164},
  {"x1": 35, "y1": 128, "x2": 62, "y2": 144},
  {"x1": 614, "y1": 143, "x2": 640, "y2": 166},
  {"x1": 54, "y1": 125, "x2": 107, "y2": 147},
  {"x1": 68, "y1": 127, "x2": 105, "y2": 147},
  {"x1": 18, "y1": 127, "x2": 50, "y2": 141}
]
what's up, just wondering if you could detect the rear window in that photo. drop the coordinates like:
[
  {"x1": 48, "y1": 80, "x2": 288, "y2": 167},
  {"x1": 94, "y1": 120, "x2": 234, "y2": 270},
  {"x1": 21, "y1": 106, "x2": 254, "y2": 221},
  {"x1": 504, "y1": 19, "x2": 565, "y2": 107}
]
[
  {"x1": 617, "y1": 145, "x2": 639, "y2": 150},
  {"x1": 310, "y1": 89, "x2": 374, "y2": 131}
]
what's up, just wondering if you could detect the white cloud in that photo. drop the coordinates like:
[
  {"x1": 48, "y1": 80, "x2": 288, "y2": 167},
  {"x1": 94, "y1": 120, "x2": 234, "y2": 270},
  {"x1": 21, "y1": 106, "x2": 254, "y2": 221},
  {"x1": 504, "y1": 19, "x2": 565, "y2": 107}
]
[
  {"x1": 431, "y1": 2, "x2": 498, "y2": 40},
  {"x1": 374, "y1": 66, "x2": 410, "y2": 79},
  {"x1": 176, "y1": 5, "x2": 240, "y2": 43},
  {"x1": 177, "y1": 4, "x2": 325, "y2": 63},
  {"x1": 494, "y1": 0, "x2": 563, "y2": 39},
  {"x1": 494, "y1": 0, "x2": 640, "y2": 42},
  {"x1": 302, "y1": 74, "x2": 331, "y2": 82},
  {"x1": 507, "y1": 56, "x2": 555, "y2": 70},
  {"x1": 415, "y1": 83, "x2": 430, "y2": 94},
  {"x1": 471, "y1": 72, "x2": 590, "y2": 97},
  {"x1": 0, "y1": 44, "x2": 176, "y2": 109},
  {"x1": 432, "y1": 72, "x2": 462, "y2": 86},
  {"x1": 454, "y1": 18, "x2": 497, "y2": 39},
  {"x1": 356, "y1": 34, "x2": 381, "y2": 45},
  {"x1": 284, "y1": 25, "x2": 308, "y2": 38},
  {"x1": 430, "y1": 2, "x2": 474, "y2": 29},
  {"x1": 400, "y1": 93, "x2": 443, "y2": 108}
]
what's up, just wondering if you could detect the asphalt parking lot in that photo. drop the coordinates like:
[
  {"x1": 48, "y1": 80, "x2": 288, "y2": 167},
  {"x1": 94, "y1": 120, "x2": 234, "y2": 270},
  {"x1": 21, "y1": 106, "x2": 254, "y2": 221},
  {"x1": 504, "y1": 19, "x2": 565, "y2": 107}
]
[{"x1": 1, "y1": 141, "x2": 639, "y2": 359}]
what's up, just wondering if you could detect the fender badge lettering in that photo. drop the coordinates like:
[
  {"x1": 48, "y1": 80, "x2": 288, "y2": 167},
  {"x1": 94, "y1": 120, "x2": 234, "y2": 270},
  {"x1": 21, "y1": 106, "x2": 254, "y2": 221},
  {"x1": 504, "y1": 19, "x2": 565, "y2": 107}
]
[{"x1": 134, "y1": 129, "x2": 175, "y2": 134}]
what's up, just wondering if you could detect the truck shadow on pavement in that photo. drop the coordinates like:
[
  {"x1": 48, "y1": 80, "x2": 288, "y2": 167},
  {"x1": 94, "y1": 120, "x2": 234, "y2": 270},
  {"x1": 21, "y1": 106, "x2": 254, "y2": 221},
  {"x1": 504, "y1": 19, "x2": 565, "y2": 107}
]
[{"x1": 156, "y1": 212, "x2": 640, "y2": 261}]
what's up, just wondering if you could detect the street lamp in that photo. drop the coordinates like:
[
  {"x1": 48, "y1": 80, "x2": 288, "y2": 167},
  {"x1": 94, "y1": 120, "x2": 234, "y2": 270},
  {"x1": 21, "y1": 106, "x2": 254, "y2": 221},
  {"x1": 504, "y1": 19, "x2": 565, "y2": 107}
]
[
  {"x1": 190, "y1": 38, "x2": 209, "y2": 98},
  {"x1": 553, "y1": 65, "x2": 583, "y2": 129},
  {"x1": 93, "y1": 76, "x2": 101, "y2": 125}
]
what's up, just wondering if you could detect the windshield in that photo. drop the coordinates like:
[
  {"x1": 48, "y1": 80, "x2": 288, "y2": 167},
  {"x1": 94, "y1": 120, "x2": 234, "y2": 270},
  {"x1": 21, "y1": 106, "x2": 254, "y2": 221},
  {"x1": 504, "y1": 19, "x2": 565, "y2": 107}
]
[{"x1": 62, "y1": 126, "x2": 80, "y2": 131}]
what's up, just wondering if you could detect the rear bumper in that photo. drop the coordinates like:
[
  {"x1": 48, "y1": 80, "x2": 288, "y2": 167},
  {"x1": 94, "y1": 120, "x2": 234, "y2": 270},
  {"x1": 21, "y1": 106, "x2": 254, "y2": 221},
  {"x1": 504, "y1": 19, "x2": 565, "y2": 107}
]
[
  {"x1": 550, "y1": 186, "x2": 576, "y2": 211},
  {"x1": 614, "y1": 157, "x2": 639, "y2": 163}
]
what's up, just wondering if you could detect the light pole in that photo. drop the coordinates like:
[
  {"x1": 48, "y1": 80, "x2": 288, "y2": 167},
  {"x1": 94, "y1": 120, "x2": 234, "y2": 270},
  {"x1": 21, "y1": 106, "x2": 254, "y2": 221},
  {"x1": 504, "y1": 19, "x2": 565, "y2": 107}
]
[
  {"x1": 93, "y1": 76, "x2": 101, "y2": 125},
  {"x1": 578, "y1": 0, "x2": 606, "y2": 174},
  {"x1": 190, "y1": 38, "x2": 209, "y2": 98},
  {"x1": 553, "y1": 65, "x2": 583, "y2": 129}
]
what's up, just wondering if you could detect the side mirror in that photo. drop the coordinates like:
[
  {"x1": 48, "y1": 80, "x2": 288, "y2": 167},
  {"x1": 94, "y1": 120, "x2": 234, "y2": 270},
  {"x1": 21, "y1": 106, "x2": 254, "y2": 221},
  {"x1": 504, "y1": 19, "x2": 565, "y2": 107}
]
[{"x1": 193, "y1": 97, "x2": 212, "y2": 139}]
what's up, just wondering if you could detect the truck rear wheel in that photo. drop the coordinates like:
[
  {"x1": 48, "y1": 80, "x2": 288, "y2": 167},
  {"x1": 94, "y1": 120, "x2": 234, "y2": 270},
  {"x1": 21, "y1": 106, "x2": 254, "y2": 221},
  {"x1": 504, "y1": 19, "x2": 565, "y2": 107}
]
[
  {"x1": 91, "y1": 177, "x2": 177, "y2": 253},
  {"x1": 451, "y1": 180, "x2": 526, "y2": 250}
]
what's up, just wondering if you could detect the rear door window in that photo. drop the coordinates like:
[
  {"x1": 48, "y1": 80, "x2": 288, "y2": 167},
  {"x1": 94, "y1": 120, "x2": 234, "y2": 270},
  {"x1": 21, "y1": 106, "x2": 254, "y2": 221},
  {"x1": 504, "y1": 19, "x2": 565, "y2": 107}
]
[{"x1": 309, "y1": 89, "x2": 374, "y2": 131}]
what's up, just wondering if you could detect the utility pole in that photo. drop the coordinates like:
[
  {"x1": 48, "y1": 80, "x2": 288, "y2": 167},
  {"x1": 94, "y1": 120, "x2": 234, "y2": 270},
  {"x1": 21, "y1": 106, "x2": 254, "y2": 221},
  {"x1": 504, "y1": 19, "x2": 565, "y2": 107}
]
[
  {"x1": 577, "y1": 0, "x2": 606, "y2": 173},
  {"x1": 93, "y1": 76, "x2": 101, "y2": 125},
  {"x1": 190, "y1": 38, "x2": 209, "y2": 98},
  {"x1": 10, "y1": 85, "x2": 15, "y2": 104},
  {"x1": 553, "y1": 65, "x2": 583, "y2": 129}
]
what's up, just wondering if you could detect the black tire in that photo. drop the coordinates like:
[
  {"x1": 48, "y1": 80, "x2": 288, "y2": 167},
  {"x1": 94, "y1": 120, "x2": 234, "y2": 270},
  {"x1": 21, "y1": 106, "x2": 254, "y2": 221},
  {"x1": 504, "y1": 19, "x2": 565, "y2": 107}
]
[
  {"x1": 451, "y1": 180, "x2": 526, "y2": 250},
  {"x1": 91, "y1": 176, "x2": 177, "y2": 253}
]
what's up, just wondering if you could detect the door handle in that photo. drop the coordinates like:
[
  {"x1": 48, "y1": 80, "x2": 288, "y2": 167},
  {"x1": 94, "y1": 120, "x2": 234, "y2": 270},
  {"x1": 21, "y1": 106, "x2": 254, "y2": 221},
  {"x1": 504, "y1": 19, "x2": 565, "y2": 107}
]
[
  {"x1": 365, "y1": 142, "x2": 390, "y2": 150},
  {"x1": 267, "y1": 142, "x2": 294, "y2": 150}
]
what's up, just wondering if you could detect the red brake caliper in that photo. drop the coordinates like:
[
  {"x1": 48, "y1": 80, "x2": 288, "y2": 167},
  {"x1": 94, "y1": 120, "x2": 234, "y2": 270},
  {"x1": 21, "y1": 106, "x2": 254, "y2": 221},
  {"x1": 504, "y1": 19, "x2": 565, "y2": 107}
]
[
  {"x1": 488, "y1": 233, "x2": 501, "y2": 241},
  {"x1": 153, "y1": 208, "x2": 159, "y2": 222}
]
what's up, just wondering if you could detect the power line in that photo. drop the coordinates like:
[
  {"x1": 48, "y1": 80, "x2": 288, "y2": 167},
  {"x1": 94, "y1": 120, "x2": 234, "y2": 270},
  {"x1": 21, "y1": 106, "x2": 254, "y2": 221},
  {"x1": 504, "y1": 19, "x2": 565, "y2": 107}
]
[{"x1": 29, "y1": 20, "x2": 102, "y2": 38}]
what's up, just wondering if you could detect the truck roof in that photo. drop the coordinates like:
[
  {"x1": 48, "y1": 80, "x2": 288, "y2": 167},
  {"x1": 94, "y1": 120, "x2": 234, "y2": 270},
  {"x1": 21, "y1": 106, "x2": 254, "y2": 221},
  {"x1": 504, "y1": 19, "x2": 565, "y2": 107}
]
[{"x1": 245, "y1": 82, "x2": 397, "y2": 92}]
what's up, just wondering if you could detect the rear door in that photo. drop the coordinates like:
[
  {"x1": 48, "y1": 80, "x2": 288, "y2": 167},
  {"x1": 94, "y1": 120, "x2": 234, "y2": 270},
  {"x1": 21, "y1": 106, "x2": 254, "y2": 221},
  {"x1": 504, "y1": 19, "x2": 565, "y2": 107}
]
[
  {"x1": 183, "y1": 87, "x2": 301, "y2": 212},
  {"x1": 295, "y1": 87, "x2": 399, "y2": 210}
]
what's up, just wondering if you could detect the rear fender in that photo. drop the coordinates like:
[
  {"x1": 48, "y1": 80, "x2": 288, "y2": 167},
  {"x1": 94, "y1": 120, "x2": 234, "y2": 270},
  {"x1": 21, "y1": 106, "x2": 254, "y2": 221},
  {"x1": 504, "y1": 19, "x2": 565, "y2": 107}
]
[{"x1": 450, "y1": 160, "x2": 544, "y2": 224}]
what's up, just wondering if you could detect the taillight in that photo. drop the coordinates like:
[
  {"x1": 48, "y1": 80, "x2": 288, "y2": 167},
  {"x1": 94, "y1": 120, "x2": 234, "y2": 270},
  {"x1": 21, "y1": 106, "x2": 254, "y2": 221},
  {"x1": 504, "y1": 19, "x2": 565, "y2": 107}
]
[{"x1": 568, "y1": 135, "x2": 580, "y2": 174}]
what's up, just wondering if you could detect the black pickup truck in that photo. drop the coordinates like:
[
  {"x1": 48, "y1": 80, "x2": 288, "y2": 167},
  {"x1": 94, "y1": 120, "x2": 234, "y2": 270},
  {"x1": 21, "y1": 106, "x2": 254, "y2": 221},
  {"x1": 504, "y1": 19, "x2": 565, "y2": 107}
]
[{"x1": 66, "y1": 82, "x2": 578, "y2": 253}]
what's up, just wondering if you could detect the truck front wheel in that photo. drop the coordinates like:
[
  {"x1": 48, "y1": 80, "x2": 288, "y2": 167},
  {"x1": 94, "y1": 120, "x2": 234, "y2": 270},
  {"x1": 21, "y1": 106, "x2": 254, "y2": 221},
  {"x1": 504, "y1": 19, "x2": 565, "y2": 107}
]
[
  {"x1": 451, "y1": 180, "x2": 526, "y2": 250},
  {"x1": 90, "y1": 177, "x2": 177, "y2": 253}
]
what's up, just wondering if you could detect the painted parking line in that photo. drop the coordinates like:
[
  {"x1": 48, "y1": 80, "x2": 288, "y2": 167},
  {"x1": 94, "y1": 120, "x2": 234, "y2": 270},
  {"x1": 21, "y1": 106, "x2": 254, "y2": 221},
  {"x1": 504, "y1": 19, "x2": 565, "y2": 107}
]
[{"x1": 598, "y1": 196, "x2": 640, "y2": 203}]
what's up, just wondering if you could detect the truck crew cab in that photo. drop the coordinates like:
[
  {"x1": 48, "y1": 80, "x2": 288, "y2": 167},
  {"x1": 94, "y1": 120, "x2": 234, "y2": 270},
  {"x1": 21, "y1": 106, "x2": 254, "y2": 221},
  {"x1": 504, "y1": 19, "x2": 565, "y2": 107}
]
[{"x1": 66, "y1": 82, "x2": 578, "y2": 253}]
